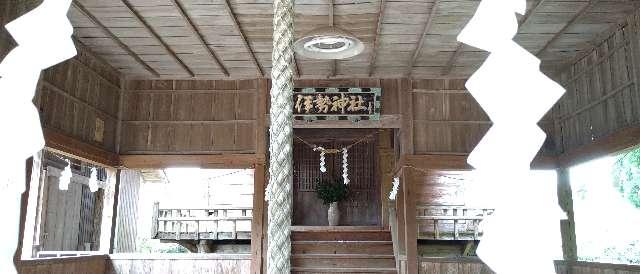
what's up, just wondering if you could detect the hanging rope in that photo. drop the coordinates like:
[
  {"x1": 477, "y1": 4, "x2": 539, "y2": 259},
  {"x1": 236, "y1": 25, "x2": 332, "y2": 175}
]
[
  {"x1": 293, "y1": 131, "x2": 377, "y2": 153},
  {"x1": 266, "y1": 0, "x2": 295, "y2": 270}
]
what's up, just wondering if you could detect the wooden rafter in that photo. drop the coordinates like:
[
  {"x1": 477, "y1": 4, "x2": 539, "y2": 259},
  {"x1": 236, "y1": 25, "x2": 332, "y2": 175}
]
[
  {"x1": 442, "y1": 0, "x2": 547, "y2": 76},
  {"x1": 368, "y1": 0, "x2": 387, "y2": 77},
  {"x1": 407, "y1": 0, "x2": 439, "y2": 77},
  {"x1": 169, "y1": 0, "x2": 229, "y2": 77},
  {"x1": 72, "y1": 1, "x2": 160, "y2": 78},
  {"x1": 441, "y1": 44, "x2": 463, "y2": 76},
  {"x1": 535, "y1": 0, "x2": 601, "y2": 57},
  {"x1": 294, "y1": 55, "x2": 301, "y2": 77},
  {"x1": 120, "y1": 0, "x2": 195, "y2": 77},
  {"x1": 222, "y1": 0, "x2": 265, "y2": 77}
]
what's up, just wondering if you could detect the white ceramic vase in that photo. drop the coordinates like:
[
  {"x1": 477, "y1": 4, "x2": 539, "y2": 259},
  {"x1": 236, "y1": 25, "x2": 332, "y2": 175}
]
[{"x1": 328, "y1": 202, "x2": 339, "y2": 226}]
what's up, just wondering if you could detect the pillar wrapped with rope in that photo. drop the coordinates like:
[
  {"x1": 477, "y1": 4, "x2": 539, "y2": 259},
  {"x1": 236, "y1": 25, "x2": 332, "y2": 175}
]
[{"x1": 266, "y1": 0, "x2": 296, "y2": 270}]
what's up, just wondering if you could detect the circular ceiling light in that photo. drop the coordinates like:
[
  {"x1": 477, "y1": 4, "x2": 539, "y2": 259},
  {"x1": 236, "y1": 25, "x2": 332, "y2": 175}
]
[{"x1": 294, "y1": 26, "x2": 364, "y2": 60}]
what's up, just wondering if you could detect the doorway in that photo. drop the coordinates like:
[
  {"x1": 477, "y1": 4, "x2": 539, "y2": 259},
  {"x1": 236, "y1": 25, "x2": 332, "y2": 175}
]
[{"x1": 292, "y1": 129, "x2": 380, "y2": 226}]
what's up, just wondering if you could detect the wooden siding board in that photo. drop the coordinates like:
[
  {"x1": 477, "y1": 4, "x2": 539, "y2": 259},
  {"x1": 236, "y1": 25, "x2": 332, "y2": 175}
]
[{"x1": 557, "y1": 11, "x2": 640, "y2": 158}]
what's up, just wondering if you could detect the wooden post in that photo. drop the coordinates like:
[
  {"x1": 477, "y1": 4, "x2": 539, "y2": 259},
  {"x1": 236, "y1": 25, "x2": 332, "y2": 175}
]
[
  {"x1": 151, "y1": 202, "x2": 159, "y2": 238},
  {"x1": 108, "y1": 170, "x2": 122, "y2": 254},
  {"x1": 402, "y1": 168, "x2": 418, "y2": 274},
  {"x1": 388, "y1": 202, "x2": 400, "y2": 271},
  {"x1": 396, "y1": 172, "x2": 406, "y2": 257},
  {"x1": 399, "y1": 79, "x2": 414, "y2": 155},
  {"x1": 250, "y1": 164, "x2": 266, "y2": 274},
  {"x1": 557, "y1": 168, "x2": 577, "y2": 261}
]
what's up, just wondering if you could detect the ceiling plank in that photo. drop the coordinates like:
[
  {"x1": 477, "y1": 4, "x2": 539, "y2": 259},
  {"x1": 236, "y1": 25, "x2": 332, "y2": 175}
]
[
  {"x1": 535, "y1": 0, "x2": 601, "y2": 57},
  {"x1": 120, "y1": 0, "x2": 195, "y2": 77},
  {"x1": 407, "y1": 0, "x2": 440, "y2": 78},
  {"x1": 169, "y1": 0, "x2": 229, "y2": 77},
  {"x1": 518, "y1": 0, "x2": 546, "y2": 26},
  {"x1": 222, "y1": 0, "x2": 265, "y2": 77},
  {"x1": 368, "y1": 0, "x2": 387, "y2": 77},
  {"x1": 441, "y1": 0, "x2": 548, "y2": 76},
  {"x1": 72, "y1": 1, "x2": 160, "y2": 78}
]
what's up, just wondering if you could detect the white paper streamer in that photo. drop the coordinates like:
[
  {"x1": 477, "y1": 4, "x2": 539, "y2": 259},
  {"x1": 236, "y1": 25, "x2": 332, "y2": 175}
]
[
  {"x1": 88, "y1": 168, "x2": 99, "y2": 193},
  {"x1": 58, "y1": 162, "x2": 72, "y2": 190},
  {"x1": 389, "y1": 177, "x2": 400, "y2": 200},
  {"x1": 342, "y1": 148, "x2": 349, "y2": 185},
  {"x1": 313, "y1": 146, "x2": 327, "y2": 173}
]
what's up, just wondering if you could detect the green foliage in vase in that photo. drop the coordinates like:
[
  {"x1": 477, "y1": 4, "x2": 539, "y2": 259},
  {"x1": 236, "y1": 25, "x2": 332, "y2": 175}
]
[
  {"x1": 315, "y1": 177, "x2": 348, "y2": 205},
  {"x1": 612, "y1": 147, "x2": 640, "y2": 209}
]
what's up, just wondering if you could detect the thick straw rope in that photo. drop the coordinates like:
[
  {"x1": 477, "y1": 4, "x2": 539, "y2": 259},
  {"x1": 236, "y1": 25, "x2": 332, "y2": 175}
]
[{"x1": 266, "y1": 0, "x2": 295, "y2": 270}]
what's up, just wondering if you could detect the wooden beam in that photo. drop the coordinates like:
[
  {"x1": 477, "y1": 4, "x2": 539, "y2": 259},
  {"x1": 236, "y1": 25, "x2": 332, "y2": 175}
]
[
  {"x1": 535, "y1": 0, "x2": 600, "y2": 57},
  {"x1": 120, "y1": 0, "x2": 195, "y2": 77},
  {"x1": 557, "y1": 126, "x2": 640, "y2": 167},
  {"x1": 250, "y1": 164, "x2": 266, "y2": 274},
  {"x1": 368, "y1": 0, "x2": 387, "y2": 77},
  {"x1": 44, "y1": 128, "x2": 120, "y2": 167},
  {"x1": 397, "y1": 153, "x2": 557, "y2": 173},
  {"x1": 119, "y1": 154, "x2": 265, "y2": 169},
  {"x1": 407, "y1": 0, "x2": 439, "y2": 77},
  {"x1": 222, "y1": 0, "x2": 265, "y2": 77},
  {"x1": 293, "y1": 114, "x2": 401, "y2": 129},
  {"x1": 294, "y1": 55, "x2": 302, "y2": 77},
  {"x1": 71, "y1": 1, "x2": 159, "y2": 78},
  {"x1": 168, "y1": 0, "x2": 229, "y2": 77}
]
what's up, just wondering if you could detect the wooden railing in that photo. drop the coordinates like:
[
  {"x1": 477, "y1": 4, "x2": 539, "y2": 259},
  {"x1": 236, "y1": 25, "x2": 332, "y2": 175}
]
[
  {"x1": 416, "y1": 205, "x2": 494, "y2": 240},
  {"x1": 151, "y1": 202, "x2": 253, "y2": 241},
  {"x1": 37, "y1": 251, "x2": 105, "y2": 258}
]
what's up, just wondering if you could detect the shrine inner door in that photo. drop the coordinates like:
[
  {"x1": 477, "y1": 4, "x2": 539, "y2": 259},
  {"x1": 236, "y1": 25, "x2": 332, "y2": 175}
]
[{"x1": 293, "y1": 129, "x2": 381, "y2": 226}]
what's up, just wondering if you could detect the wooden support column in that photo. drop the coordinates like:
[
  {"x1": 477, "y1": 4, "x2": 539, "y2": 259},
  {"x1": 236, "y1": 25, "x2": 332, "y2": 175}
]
[
  {"x1": 250, "y1": 164, "x2": 266, "y2": 274},
  {"x1": 396, "y1": 171, "x2": 406, "y2": 259},
  {"x1": 557, "y1": 168, "x2": 577, "y2": 261},
  {"x1": 108, "y1": 170, "x2": 122, "y2": 254},
  {"x1": 399, "y1": 79, "x2": 414, "y2": 155},
  {"x1": 402, "y1": 167, "x2": 418, "y2": 274}
]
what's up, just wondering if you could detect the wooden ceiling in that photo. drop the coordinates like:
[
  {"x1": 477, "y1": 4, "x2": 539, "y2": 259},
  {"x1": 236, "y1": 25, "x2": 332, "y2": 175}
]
[{"x1": 69, "y1": 0, "x2": 639, "y2": 80}]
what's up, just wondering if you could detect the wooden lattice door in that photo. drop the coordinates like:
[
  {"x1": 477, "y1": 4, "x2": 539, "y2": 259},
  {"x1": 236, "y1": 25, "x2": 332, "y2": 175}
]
[{"x1": 293, "y1": 129, "x2": 380, "y2": 226}]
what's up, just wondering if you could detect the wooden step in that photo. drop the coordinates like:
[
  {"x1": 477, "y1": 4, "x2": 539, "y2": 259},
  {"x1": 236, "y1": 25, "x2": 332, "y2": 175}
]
[
  {"x1": 292, "y1": 241, "x2": 393, "y2": 255},
  {"x1": 292, "y1": 254, "x2": 396, "y2": 269},
  {"x1": 291, "y1": 229, "x2": 392, "y2": 241},
  {"x1": 292, "y1": 267, "x2": 397, "y2": 274}
]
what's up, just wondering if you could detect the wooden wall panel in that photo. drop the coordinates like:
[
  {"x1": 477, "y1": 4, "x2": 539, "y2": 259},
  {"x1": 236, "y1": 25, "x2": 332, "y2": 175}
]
[
  {"x1": 36, "y1": 42, "x2": 122, "y2": 154},
  {"x1": 16, "y1": 256, "x2": 107, "y2": 274},
  {"x1": 121, "y1": 79, "x2": 260, "y2": 154},
  {"x1": 411, "y1": 79, "x2": 492, "y2": 155},
  {"x1": 555, "y1": 10, "x2": 640, "y2": 159}
]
